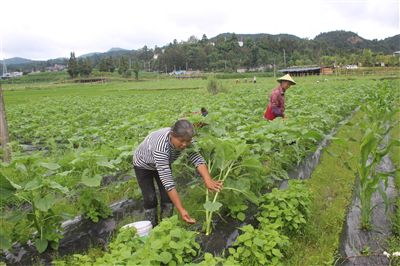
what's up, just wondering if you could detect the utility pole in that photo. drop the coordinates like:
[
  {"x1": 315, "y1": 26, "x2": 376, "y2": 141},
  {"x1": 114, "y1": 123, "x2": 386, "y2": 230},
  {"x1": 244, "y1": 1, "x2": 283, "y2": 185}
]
[
  {"x1": 1, "y1": 41, "x2": 7, "y2": 77},
  {"x1": 0, "y1": 83, "x2": 11, "y2": 163}
]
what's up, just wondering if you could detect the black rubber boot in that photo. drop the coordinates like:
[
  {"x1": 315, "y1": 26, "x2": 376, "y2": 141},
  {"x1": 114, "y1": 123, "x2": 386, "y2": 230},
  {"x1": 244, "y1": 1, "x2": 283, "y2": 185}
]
[
  {"x1": 160, "y1": 203, "x2": 174, "y2": 220},
  {"x1": 144, "y1": 207, "x2": 158, "y2": 227}
]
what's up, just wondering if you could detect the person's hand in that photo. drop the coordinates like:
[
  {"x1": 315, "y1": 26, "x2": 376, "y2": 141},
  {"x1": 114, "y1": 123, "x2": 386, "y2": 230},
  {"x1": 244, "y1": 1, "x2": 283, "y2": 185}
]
[
  {"x1": 205, "y1": 179, "x2": 223, "y2": 192},
  {"x1": 179, "y1": 209, "x2": 196, "y2": 224}
]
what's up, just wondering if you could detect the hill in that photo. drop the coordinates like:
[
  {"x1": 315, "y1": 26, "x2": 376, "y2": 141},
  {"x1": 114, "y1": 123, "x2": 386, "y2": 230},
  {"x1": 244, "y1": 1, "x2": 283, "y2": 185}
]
[
  {"x1": 314, "y1": 30, "x2": 400, "y2": 54},
  {"x1": 380, "y1": 35, "x2": 400, "y2": 53},
  {"x1": 2, "y1": 30, "x2": 399, "y2": 73},
  {"x1": 211, "y1": 33, "x2": 302, "y2": 42},
  {"x1": 0, "y1": 57, "x2": 35, "y2": 65}
]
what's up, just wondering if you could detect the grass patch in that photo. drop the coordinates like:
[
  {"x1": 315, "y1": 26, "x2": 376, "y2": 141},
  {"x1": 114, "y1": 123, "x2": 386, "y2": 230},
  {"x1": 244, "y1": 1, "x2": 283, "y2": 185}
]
[{"x1": 283, "y1": 111, "x2": 364, "y2": 265}]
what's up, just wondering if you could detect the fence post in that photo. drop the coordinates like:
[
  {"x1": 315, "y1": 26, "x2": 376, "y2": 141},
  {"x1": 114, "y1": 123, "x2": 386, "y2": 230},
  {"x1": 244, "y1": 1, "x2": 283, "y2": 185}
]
[{"x1": 0, "y1": 83, "x2": 11, "y2": 162}]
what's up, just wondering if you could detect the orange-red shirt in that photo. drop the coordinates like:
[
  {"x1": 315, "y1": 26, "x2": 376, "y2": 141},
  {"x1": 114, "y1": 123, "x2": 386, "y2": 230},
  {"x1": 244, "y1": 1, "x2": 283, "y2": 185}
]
[{"x1": 269, "y1": 85, "x2": 285, "y2": 117}]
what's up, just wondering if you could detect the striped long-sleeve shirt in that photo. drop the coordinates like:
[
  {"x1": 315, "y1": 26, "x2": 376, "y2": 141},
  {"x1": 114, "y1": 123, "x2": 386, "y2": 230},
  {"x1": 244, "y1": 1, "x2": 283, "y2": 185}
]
[{"x1": 133, "y1": 128, "x2": 206, "y2": 191}]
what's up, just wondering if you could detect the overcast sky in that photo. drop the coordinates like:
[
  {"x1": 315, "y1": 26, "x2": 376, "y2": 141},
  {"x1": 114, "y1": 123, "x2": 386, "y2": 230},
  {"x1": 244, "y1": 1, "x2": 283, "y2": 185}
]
[{"x1": 1, "y1": 0, "x2": 398, "y2": 60}]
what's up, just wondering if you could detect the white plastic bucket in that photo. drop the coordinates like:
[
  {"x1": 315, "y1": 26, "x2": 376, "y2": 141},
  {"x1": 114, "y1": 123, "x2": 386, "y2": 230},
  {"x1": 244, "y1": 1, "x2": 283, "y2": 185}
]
[{"x1": 121, "y1": 220, "x2": 152, "y2": 237}]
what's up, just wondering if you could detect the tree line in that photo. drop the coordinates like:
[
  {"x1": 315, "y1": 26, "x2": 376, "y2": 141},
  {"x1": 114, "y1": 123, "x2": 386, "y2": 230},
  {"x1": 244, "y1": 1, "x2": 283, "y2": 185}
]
[{"x1": 62, "y1": 31, "x2": 399, "y2": 78}]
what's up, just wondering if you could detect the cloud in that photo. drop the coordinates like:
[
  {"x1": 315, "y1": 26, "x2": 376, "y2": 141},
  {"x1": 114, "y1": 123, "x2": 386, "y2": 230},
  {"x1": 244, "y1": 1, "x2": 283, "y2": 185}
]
[
  {"x1": 323, "y1": 0, "x2": 399, "y2": 39},
  {"x1": 0, "y1": 0, "x2": 398, "y2": 60}
]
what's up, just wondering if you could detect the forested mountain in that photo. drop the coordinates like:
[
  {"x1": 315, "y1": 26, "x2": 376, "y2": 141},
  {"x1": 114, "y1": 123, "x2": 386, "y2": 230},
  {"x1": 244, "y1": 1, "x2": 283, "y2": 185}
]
[
  {"x1": 3, "y1": 31, "x2": 399, "y2": 73},
  {"x1": 0, "y1": 57, "x2": 34, "y2": 65},
  {"x1": 314, "y1": 31, "x2": 400, "y2": 54}
]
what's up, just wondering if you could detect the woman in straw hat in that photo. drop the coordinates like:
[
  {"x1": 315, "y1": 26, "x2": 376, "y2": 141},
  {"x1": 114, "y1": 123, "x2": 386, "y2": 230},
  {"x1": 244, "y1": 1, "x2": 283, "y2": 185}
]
[{"x1": 264, "y1": 74, "x2": 296, "y2": 121}]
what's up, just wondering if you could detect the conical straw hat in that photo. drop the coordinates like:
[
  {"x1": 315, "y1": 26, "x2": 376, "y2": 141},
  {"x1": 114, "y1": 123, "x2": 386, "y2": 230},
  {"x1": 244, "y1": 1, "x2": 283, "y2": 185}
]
[{"x1": 277, "y1": 74, "x2": 296, "y2": 85}]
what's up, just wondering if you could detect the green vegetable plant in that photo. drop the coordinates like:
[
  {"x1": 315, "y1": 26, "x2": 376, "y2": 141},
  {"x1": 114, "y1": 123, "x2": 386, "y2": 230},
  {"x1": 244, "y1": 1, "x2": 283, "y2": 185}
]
[
  {"x1": 197, "y1": 137, "x2": 260, "y2": 235},
  {"x1": 358, "y1": 87, "x2": 399, "y2": 230},
  {"x1": 258, "y1": 180, "x2": 312, "y2": 235},
  {"x1": 185, "y1": 252, "x2": 241, "y2": 266},
  {"x1": 77, "y1": 188, "x2": 111, "y2": 223},
  {"x1": 225, "y1": 181, "x2": 310, "y2": 266},
  {"x1": 228, "y1": 224, "x2": 289, "y2": 266},
  {"x1": 55, "y1": 216, "x2": 200, "y2": 265},
  {"x1": 53, "y1": 226, "x2": 144, "y2": 266},
  {"x1": 1, "y1": 172, "x2": 69, "y2": 253},
  {"x1": 132, "y1": 216, "x2": 200, "y2": 265}
]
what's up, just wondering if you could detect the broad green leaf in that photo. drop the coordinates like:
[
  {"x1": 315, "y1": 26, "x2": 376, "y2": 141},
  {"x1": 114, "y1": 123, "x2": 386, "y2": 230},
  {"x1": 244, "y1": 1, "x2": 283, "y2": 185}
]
[
  {"x1": 2, "y1": 175, "x2": 21, "y2": 190},
  {"x1": 170, "y1": 228, "x2": 182, "y2": 238},
  {"x1": 272, "y1": 248, "x2": 283, "y2": 257},
  {"x1": 0, "y1": 174, "x2": 18, "y2": 201},
  {"x1": 50, "y1": 241, "x2": 59, "y2": 250},
  {"x1": 168, "y1": 260, "x2": 177, "y2": 266},
  {"x1": 203, "y1": 201, "x2": 222, "y2": 212},
  {"x1": 96, "y1": 161, "x2": 115, "y2": 169},
  {"x1": 158, "y1": 251, "x2": 172, "y2": 264},
  {"x1": 35, "y1": 238, "x2": 48, "y2": 253},
  {"x1": 244, "y1": 191, "x2": 259, "y2": 205},
  {"x1": 5, "y1": 211, "x2": 26, "y2": 222},
  {"x1": 377, "y1": 183, "x2": 389, "y2": 212},
  {"x1": 110, "y1": 158, "x2": 122, "y2": 165},
  {"x1": 169, "y1": 241, "x2": 182, "y2": 249},
  {"x1": 48, "y1": 180, "x2": 69, "y2": 194},
  {"x1": 242, "y1": 249, "x2": 251, "y2": 256},
  {"x1": 24, "y1": 178, "x2": 42, "y2": 190},
  {"x1": 241, "y1": 157, "x2": 264, "y2": 171},
  {"x1": 151, "y1": 239, "x2": 163, "y2": 250},
  {"x1": 261, "y1": 141, "x2": 272, "y2": 153},
  {"x1": 237, "y1": 212, "x2": 246, "y2": 221},
  {"x1": 360, "y1": 129, "x2": 378, "y2": 166},
  {"x1": 34, "y1": 194, "x2": 55, "y2": 212},
  {"x1": 235, "y1": 143, "x2": 248, "y2": 157},
  {"x1": 204, "y1": 253, "x2": 214, "y2": 260},
  {"x1": 81, "y1": 174, "x2": 102, "y2": 187},
  {"x1": 303, "y1": 130, "x2": 323, "y2": 141},
  {"x1": 253, "y1": 237, "x2": 264, "y2": 247},
  {"x1": 39, "y1": 162, "x2": 61, "y2": 171},
  {"x1": 58, "y1": 170, "x2": 73, "y2": 177}
]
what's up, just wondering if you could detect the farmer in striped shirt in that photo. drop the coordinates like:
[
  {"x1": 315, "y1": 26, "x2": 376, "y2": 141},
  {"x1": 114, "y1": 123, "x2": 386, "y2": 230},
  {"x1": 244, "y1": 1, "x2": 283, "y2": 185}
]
[{"x1": 133, "y1": 119, "x2": 223, "y2": 226}]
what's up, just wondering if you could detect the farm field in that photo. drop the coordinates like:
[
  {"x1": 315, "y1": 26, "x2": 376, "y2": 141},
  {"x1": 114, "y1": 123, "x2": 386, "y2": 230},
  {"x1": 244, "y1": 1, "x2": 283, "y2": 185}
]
[{"x1": 1, "y1": 72, "x2": 399, "y2": 265}]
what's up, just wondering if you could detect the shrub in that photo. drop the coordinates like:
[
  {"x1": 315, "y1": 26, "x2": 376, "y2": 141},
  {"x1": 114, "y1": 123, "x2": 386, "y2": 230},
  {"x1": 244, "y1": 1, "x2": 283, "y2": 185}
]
[
  {"x1": 228, "y1": 224, "x2": 289, "y2": 266},
  {"x1": 206, "y1": 78, "x2": 225, "y2": 94},
  {"x1": 258, "y1": 180, "x2": 312, "y2": 236}
]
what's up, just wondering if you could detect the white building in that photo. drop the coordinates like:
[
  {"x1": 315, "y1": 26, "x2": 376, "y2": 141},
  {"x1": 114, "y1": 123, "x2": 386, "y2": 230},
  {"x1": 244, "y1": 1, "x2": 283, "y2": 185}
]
[{"x1": 1, "y1": 72, "x2": 23, "y2": 79}]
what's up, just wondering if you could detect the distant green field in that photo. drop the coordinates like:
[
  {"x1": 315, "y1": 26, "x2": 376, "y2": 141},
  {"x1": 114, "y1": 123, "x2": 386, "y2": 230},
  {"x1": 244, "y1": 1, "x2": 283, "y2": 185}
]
[
  {"x1": 2, "y1": 78, "x2": 208, "y2": 104},
  {"x1": 3, "y1": 71, "x2": 394, "y2": 104}
]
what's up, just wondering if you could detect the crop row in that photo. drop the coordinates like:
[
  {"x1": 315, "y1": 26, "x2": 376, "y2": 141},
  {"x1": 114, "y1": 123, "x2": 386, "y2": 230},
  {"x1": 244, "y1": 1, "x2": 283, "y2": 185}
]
[{"x1": 0, "y1": 79, "x2": 383, "y2": 256}]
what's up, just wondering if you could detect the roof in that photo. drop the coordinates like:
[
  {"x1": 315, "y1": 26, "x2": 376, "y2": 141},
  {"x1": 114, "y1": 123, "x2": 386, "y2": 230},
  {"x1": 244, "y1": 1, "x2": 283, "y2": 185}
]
[{"x1": 279, "y1": 66, "x2": 324, "y2": 72}]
